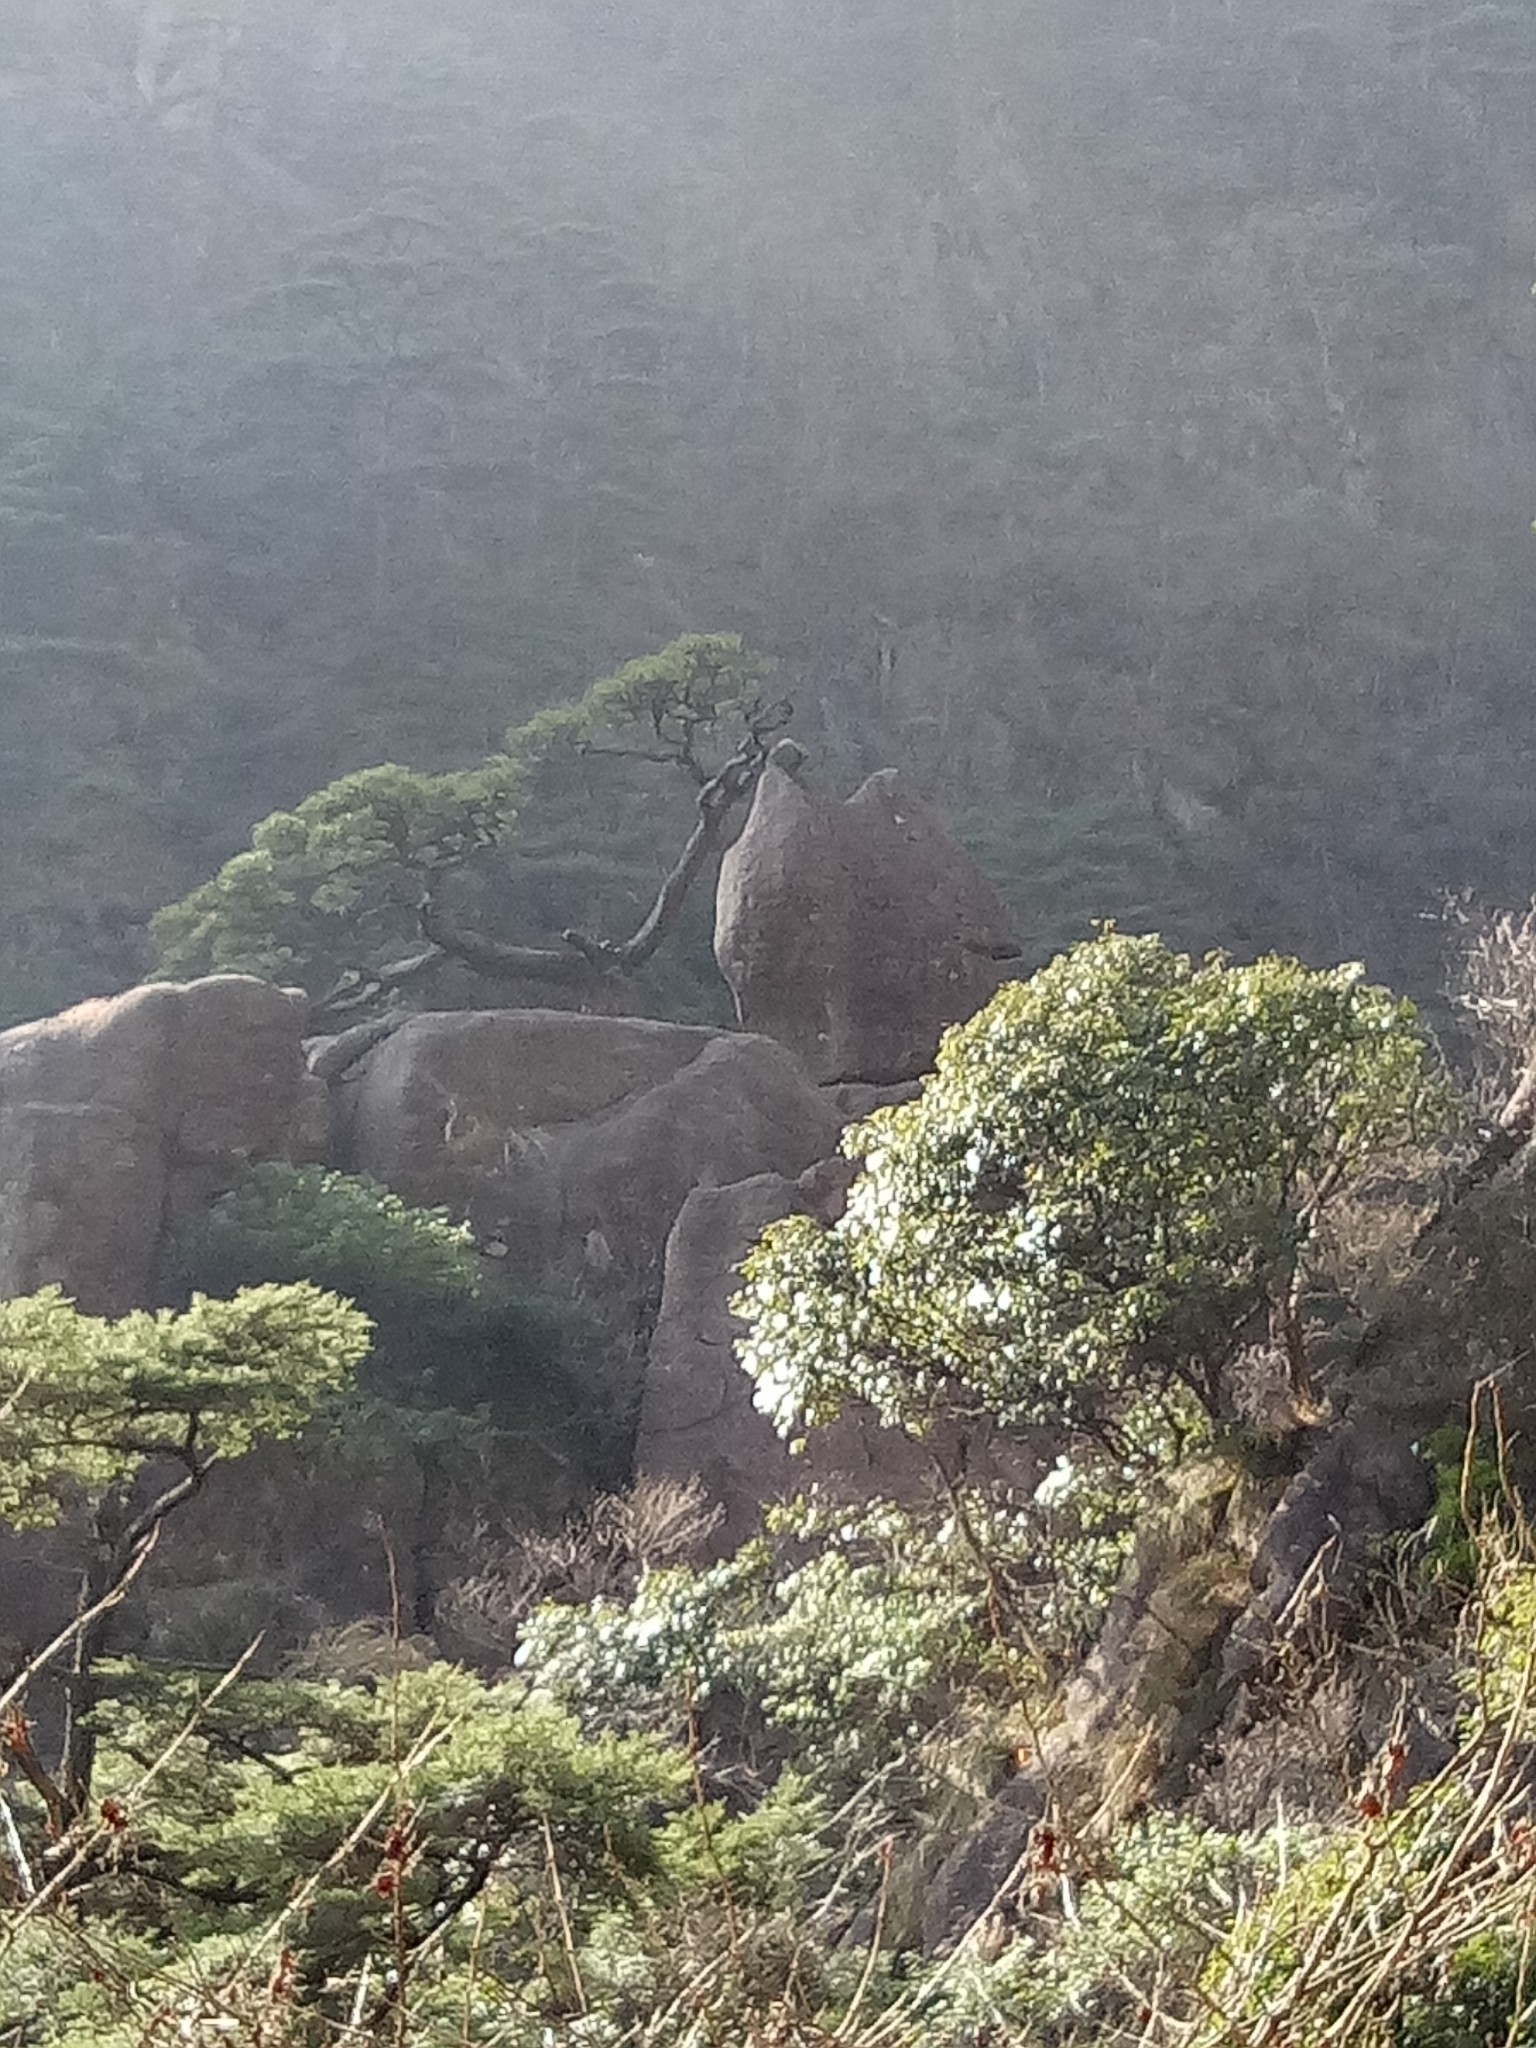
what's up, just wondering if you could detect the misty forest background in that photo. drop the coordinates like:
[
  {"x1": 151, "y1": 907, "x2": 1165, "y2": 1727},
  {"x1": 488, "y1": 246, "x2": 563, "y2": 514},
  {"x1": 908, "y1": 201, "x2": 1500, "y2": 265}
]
[{"x1": 5, "y1": 0, "x2": 1536, "y2": 1027}]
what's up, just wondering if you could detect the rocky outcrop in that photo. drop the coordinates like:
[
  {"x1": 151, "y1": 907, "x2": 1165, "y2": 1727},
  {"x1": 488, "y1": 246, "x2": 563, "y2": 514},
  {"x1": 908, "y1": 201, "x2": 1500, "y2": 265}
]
[
  {"x1": 1225, "y1": 1415, "x2": 1432, "y2": 1685},
  {"x1": 714, "y1": 756, "x2": 1019, "y2": 1084},
  {"x1": 333, "y1": 1009, "x2": 845, "y2": 1305},
  {"x1": 0, "y1": 975, "x2": 322, "y2": 1315},
  {"x1": 922, "y1": 1458, "x2": 1267, "y2": 1953},
  {"x1": 919, "y1": 1248, "x2": 1515, "y2": 1956},
  {"x1": 636, "y1": 1160, "x2": 920, "y2": 1549},
  {"x1": 636, "y1": 1152, "x2": 1042, "y2": 1550}
]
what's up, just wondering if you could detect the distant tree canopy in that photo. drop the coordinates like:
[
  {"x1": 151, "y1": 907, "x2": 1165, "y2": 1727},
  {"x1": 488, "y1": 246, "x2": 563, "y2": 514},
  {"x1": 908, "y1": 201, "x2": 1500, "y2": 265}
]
[
  {"x1": 150, "y1": 634, "x2": 782, "y2": 1011},
  {"x1": 736, "y1": 931, "x2": 1452, "y2": 1458},
  {"x1": 8, "y1": 0, "x2": 1536, "y2": 1024}
]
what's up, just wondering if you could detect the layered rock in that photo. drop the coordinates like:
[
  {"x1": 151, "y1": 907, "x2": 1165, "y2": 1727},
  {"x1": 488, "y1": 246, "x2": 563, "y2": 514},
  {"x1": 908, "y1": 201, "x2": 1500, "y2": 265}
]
[
  {"x1": 0, "y1": 975, "x2": 322, "y2": 1315},
  {"x1": 714, "y1": 755, "x2": 1019, "y2": 1083}
]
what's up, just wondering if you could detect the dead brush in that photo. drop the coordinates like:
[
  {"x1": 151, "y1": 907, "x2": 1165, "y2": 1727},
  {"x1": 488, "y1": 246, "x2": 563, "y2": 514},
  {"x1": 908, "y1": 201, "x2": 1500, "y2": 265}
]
[
  {"x1": 1448, "y1": 893, "x2": 1536, "y2": 1121},
  {"x1": 436, "y1": 1474, "x2": 723, "y2": 1661},
  {"x1": 1199, "y1": 1507, "x2": 1467, "y2": 1841},
  {"x1": 1307, "y1": 1167, "x2": 1443, "y2": 1319}
]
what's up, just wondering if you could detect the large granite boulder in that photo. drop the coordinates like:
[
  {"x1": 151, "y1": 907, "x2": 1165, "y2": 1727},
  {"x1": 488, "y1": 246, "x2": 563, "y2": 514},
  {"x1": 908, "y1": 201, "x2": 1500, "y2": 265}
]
[
  {"x1": 333, "y1": 1010, "x2": 845, "y2": 1306},
  {"x1": 714, "y1": 755, "x2": 1019, "y2": 1084},
  {"x1": 636, "y1": 1153, "x2": 1041, "y2": 1550},
  {"x1": 0, "y1": 975, "x2": 322, "y2": 1315},
  {"x1": 638, "y1": 1161, "x2": 894, "y2": 1549}
]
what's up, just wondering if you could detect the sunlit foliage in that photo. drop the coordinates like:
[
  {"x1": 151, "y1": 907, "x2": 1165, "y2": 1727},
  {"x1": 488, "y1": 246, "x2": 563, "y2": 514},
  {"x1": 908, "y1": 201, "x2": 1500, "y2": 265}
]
[
  {"x1": 150, "y1": 633, "x2": 774, "y2": 995},
  {"x1": 0, "y1": 1282, "x2": 371, "y2": 1531},
  {"x1": 737, "y1": 930, "x2": 1451, "y2": 1453}
]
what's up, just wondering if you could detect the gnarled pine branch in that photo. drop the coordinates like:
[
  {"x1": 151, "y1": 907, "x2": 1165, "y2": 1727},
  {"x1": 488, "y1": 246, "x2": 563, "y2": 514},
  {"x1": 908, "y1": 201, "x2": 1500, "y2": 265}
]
[{"x1": 419, "y1": 706, "x2": 790, "y2": 991}]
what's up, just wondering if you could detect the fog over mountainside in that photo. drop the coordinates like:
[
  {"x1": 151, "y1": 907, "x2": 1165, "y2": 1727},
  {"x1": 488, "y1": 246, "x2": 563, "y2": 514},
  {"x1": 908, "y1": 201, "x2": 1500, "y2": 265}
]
[{"x1": 4, "y1": 0, "x2": 1536, "y2": 1021}]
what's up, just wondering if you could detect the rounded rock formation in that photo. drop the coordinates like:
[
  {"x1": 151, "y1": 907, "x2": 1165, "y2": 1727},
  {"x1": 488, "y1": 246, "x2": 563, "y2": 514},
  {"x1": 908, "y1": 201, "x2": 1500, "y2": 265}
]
[
  {"x1": 714, "y1": 761, "x2": 1019, "y2": 1083},
  {"x1": 0, "y1": 975, "x2": 322, "y2": 1314}
]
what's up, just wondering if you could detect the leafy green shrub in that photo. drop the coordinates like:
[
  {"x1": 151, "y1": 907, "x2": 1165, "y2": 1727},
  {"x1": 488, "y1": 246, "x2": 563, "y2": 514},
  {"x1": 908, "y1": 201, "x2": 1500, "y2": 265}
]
[
  {"x1": 518, "y1": 1493, "x2": 1012, "y2": 1778},
  {"x1": 5, "y1": 1649, "x2": 880, "y2": 2048},
  {"x1": 167, "y1": 1164, "x2": 603, "y2": 1634},
  {"x1": 179, "y1": 1160, "x2": 483, "y2": 1313},
  {"x1": 939, "y1": 1813, "x2": 1291, "y2": 2046},
  {"x1": 0, "y1": 1280, "x2": 374, "y2": 1825},
  {"x1": 1415, "y1": 1420, "x2": 1509, "y2": 1589},
  {"x1": 737, "y1": 930, "x2": 1450, "y2": 1452},
  {"x1": 9, "y1": 1660, "x2": 695, "y2": 2044},
  {"x1": 1002, "y1": 1445, "x2": 1150, "y2": 1659},
  {"x1": 1396, "y1": 1933, "x2": 1536, "y2": 2048},
  {"x1": 172, "y1": 1161, "x2": 577, "y2": 1404},
  {"x1": 0, "y1": 1280, "x2": 372, "y2": 1533}
]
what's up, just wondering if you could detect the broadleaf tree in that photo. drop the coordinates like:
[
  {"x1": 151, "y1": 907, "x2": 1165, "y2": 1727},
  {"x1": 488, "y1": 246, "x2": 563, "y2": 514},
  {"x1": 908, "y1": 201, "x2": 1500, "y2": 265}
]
[{"x1": 735, "y1": 930, "x2": 1453, "y2": 1465}]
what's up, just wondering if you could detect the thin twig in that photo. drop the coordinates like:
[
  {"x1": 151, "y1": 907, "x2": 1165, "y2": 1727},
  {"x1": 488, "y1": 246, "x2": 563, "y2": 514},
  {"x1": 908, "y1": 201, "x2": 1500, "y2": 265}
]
[
  {"x1": 0, "y1": 1524, "x2": 160, "y2": 1724},
  {"x1": 832, "y1": 1837, "x2": 894, "y2": 2043},
  {"x1": 0, "y1": 1630, "x2": 266, "y2": 1948},
  {"x1": 541, "y1": 1809, "x2": 588, "y2": 2016}
]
